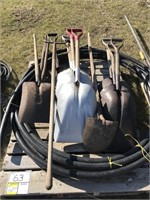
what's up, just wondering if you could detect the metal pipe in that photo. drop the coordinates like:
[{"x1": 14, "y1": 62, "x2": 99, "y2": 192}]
[{"x1": 124, "y1": 15, "x2": 150, "y2": 67}]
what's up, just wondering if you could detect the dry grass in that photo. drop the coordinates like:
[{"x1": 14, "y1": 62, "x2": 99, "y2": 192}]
[{"x1": 1, "y1": 0, "x2": 149, "y2": 77}]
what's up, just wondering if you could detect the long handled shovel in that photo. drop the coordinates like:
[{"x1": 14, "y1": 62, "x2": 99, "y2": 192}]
[
  {"x1": 110, "y1": 39, "x2": 137, "y2": 139},
  {"x1": 45, "y1": 33, "x2": 58, "y2": 190},
  {"x1": 100, "y1": 38, "x2": 137, "y2": 152},
  {"x1": 54, "y1": 29, "x2": 96, "y2": 143},
  {"x1": 100, "y1": 38, "x2": 120, "y2": 122},
  {"x1": 18, "y1": 34, "x2": 51, "y2": 123},
  {"x1": 83, "y1": 33, "x2": 118, "y2": 153}
]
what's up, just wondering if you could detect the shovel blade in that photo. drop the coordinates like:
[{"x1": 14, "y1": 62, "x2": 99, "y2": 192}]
[
  {"x1": 83, "y1": 117, "x2": 118, "y2": 153},
  {"x1": 18, "y1": 82, "x2": 50, "y2": 123},
  {"x1": 54, "y1": 69, "x2": 97, "y2": 142},
  {"x1": 120, "y1": 81, "x2": 137, "y2": 138}
]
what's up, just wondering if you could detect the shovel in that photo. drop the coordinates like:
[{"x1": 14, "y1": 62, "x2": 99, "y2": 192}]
[
  {"x1": 100, "y1": 38, "x2": 120, "y2": 121},
  {"x1": 18, "y1": 34, "x2": 51, "y2": 123},
  {"x1": 45, "y1": 33, "x2": 58, "y2": 190},
  {"x1": 110, "y1": 39, "x2": 137, "y2": 140},
  {"x1": 100, "y1": 38, "x2": 137, "y2": 152},
  {"x1": 82, "y1": 33, "x2": 118, "y2": 153},
  {"x1": 54, "y1": 28, "x2": 97, "y2": 143}
]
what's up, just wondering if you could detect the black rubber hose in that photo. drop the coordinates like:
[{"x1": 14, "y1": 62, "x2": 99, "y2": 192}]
[
  {"x1": 0, "y1": 60, "x2": 12, "y2": 86},
  {"x1": 14, "y1": 111, "x2": 48, "y2": 157},
  {"x1": 0, "y1": 66, "x2": 34, "y2": 139},
  {"x1": 0, "y1": 47, "x2": 149, "y2": 179},
  {"x1": 52, "y1": 153, "x2": 149, "y2": 179},
  {"x1": 11, "y1": 112, "x2": 47, "y2": 169},
  {"x1": 13, "y1": 112, "x2": 150, "y2": 166},
  {"x1": 13, "y1": 111, "x2": 150, "y2": 171}
]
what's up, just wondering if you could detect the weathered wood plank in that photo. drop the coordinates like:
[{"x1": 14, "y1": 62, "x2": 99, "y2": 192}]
[
  {"x1": 2, "y1": 155, "x2": 40, "y2": 171},
  {"x1": 0, "y1": 167, "x2": 149, "y2": 197},
  {"x1": 33, "y1": 123, "x2": 49, "y2": 128},
  {"x1": 7, "y1": 141, "x2": 24, "y2": 155},
  {"x1": 6, "y1": 141, "x2": 115, "y2": 159},
  {"x1": 7, "y1": 141, "x2": 93, "y2": 156},
  {"x1": 10, "y1": 132, "x2": 17, "y2": 142}
]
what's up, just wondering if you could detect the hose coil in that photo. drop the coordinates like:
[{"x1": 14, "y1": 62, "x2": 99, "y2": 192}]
[
  {"x1": 0, "y1": 60, "x2": 12, "y2": 86},
  {"x1": 0, "y1": 47, "x2": 149, "y2": 179}
]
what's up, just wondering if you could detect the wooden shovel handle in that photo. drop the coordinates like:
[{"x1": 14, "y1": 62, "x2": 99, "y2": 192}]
[
  {"x1": 66, "y1": 28, "x2": 83, "y2": 84},
  {"x1": 88, "y1": 33, "x2": 105, "y2": 120},
  {"x1": 66, "y1": 29, "x2": 75, "y2": 70},
  {"x1": 62, "y1": 35, "x2": 72, "y2": 66},
  {"x1": 33, "y1": 34, "x2": 40, "y2": 85},
  {"x1": 41, "y1": 41, "x2": 49, "y2": 81},
  {"x1": 45, "y1": 41, "x2": 56, "y2": 190},
  {"x1": 88, "y1": 32, "x2": 95, "y2": 85}
]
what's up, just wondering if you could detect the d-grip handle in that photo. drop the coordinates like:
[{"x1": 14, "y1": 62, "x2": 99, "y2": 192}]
[
  {"x1": 47, "y1": 33, "x2": 58, "y2": 42},
  {"x1": 102, "y1": 38, "x2": 123, "y2": 49},
  {"x1": 71, "y1": 28, "x2": 83, "y2": 40},
  {"x1": 66, "y1": 28, "x2": 83, "y2": 40},
  {"x1": 103, "y1": 38, "x2": 123, "y2": 42}
]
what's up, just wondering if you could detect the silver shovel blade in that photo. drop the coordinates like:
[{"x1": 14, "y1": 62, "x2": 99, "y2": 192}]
[{"x1": 54, "y1": 69, "x2": 97, "y2": 142}]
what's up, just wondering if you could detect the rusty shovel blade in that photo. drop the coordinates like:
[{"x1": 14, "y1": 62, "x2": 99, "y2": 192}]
[
  {"x1": 83, "y1": 117, "x2": 118, "y2": 153},
  {"x1": 18, "y1": 82, "x2": 51, "y2": 123}
]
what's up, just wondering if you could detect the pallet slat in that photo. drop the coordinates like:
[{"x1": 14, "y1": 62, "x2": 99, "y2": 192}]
[
  {"x1": 2, "y1": 155, "x2": 40, "y2": 171},
  {"x1": 7, "y1": 141, "x2": 89, "y2": 155},
  {"x1": 7, "y1": 142, "x2": 24, "y2": 155},
  {"x1": 0, "y1": 168, "x2": 149, "y2": 196}
]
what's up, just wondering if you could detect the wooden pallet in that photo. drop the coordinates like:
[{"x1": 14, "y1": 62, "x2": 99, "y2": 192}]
[
  {"x1": 0, "y1": 61, "x2": 149, "y2": 198},
  {"x1": 1, "y1": 125, "x2": 149, "y2": 198}
]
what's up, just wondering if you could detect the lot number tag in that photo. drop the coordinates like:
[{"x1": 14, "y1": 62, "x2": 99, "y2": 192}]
[{"x1": 6, "y1": 171, "x2": 31, "y2": 195}]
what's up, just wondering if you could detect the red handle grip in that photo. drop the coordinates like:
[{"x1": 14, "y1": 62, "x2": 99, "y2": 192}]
[{"x1": 66, "y1": 28, "x2": 83, "y2": 40}]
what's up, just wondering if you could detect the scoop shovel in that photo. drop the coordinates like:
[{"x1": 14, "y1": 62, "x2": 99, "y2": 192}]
[
  {"x1": 18, "y1": 34, "x2": 51, "y2": 123},
  {"x1": 83, "y1": 33, "x2": 118, "y2": 153},
  {"x1": 54, "y1": 29, "x2": 97, "y2": 143}
]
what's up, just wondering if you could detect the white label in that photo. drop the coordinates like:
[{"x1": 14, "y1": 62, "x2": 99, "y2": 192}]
[
  {"x1": 6, "y1": 171, "x2": 31, "y2": 195},
  {"x1": 9, "y1": 171, "x2": 30, "y2": 183},
  {"x1": 18, "y1": 182, "x2": 29, "y2": 194}
]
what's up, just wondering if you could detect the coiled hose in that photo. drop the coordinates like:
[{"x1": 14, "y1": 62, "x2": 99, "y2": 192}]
[
  {"x1": 0, "y1": 60, "x2": 12, "y2": 86},
  {"x1": 0, "y1": 47, "x2": 149, "y2": 179}
]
